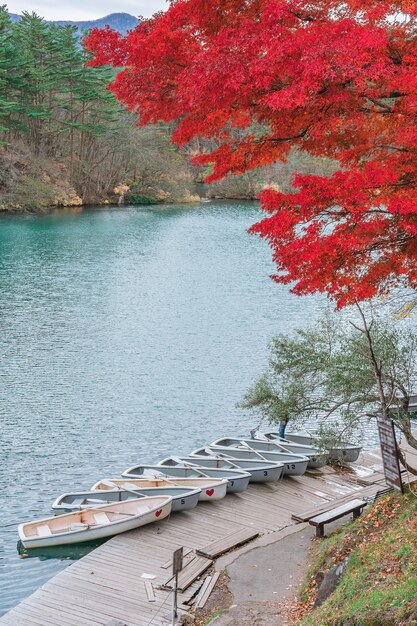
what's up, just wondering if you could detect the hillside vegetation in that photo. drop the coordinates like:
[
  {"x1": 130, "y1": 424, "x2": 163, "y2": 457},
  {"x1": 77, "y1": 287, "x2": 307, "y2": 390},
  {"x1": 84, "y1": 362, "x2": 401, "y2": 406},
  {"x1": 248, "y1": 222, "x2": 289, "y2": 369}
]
[
  {"x1": 0, "y1": 7, "x2": 336, "y2": 212},
  {"x1": 0, "y1": 8, "x2": 199, "y2": 211},
  {"x1": 296, "y1": 489, "x2": 417, "y2": 626}
]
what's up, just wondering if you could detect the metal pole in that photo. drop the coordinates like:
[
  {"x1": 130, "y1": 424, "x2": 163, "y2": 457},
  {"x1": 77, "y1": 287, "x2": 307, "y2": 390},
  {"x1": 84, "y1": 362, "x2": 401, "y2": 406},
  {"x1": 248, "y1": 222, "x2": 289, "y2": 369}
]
[
  {"x1": 171, "y1": 573, "x2": 179, "y2": 626},
  {"x1": 171, "y1": 584, "x2": 176, "y2": 626},
  {"x1": 171, "y1": 546, "x2": 183, "y2": 625},
  {"x1": 174, "y1": 572, "x2": 179, "y2": 623}
]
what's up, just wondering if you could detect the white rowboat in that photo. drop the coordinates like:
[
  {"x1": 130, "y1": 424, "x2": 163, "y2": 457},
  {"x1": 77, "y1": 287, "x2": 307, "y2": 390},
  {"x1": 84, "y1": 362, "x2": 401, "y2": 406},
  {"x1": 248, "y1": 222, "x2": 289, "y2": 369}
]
[
  {"x1": 200, "y1": 444, "x2": 309, "y2": 476},
  {"x1": 18, "y1": 496, "x2": 172, "y2": 549},
  {"x1": 265, "y1": 431, "x2": 362, "y2": 463},
  {"x1": 92, "y1": 477, "x2": 228, "y2": 502},
  {"x1": 122, "y1": 463, "x2": 251, "y2": 493},
  {"x1": 53, "y1": 486, "x2": 200, "y2": 514},
  {"x1": 176, "y1": 454, "x2": 284, "y2": 483},
  {"x1": 212, "y1": 437, "x2": 327, "y2": 469}
]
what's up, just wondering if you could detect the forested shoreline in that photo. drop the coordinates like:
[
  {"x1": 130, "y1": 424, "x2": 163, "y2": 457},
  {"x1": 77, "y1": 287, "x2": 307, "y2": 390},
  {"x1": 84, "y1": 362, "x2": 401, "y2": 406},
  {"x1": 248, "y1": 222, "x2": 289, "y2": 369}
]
[
  {"x1": 0, "y1": 6, "x2": 335, "y2": 212},
  {"x1": 0, "y1": 7, "x2": 205, "y2": 211}
]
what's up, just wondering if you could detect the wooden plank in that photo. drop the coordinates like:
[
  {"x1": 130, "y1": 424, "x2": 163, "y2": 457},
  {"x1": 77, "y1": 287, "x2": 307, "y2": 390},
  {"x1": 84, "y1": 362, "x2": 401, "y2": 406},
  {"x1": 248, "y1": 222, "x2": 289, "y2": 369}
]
[
  {"x1": 178, "y1": 556, "x2": 213, "y2": 592},
  {"x1": 11, "y1": 590, "x2": 108, "y2": 625},
  {"x1": 2, "y1": 603, "x2": 103, "y2": 626},
  {"x1": 357, "y1": 472, "x2": 387, "y2": 485},
  {"x1": 42, "y1": 579, "x2": 158, "y2": 620},
  {"x1": 144, "y1": 580, "x2": 156, "y2": 602},
  {"x1": 193, "y1": 576, "x2": 212, "y2": 608},
  {"x1": 48, "y1": 573, "x2": 162, "y2": 615},
  {"x1": 197, "y1": 527, "x2": 259, "y2": 559},
  {"x1": 179, "y1": 578, "x2": 205, "y2": 605},
  {"x1": 1, "y1": 609, "x2": 63, "y2": 626},
  {"x1": 0, "y1": 615, "x2": 36, "y2": 626},
  {"x1": 195, "y1": 572, "x2": 220, "y2": 609},
  {"x1": 39, "y1": 584, "x2": 153, "y2": 621},
  {"x1": 162, "y1": 556, "x2": 213, "y2": 592}
]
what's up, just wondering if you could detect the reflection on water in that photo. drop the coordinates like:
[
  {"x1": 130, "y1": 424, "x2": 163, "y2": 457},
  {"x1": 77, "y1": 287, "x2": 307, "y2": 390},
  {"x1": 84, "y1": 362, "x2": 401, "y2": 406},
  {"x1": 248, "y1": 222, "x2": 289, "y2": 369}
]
[
  {"x1": 49, "y1": 205, "x2": 84, "y2": 216},
  {"x1": 17, "y1": 538, "x2": 108, "y2": 561},
  {"x1": 0, "y1": 201, "x2": 328, "y2": 615}
]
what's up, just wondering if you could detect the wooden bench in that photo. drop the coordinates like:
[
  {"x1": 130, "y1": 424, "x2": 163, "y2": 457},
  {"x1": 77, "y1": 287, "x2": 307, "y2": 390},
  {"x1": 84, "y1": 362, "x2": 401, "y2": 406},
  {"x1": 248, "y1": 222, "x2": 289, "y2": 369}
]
[{"x1": 309, "y1": 498, "x2": 367, "y2": 538}]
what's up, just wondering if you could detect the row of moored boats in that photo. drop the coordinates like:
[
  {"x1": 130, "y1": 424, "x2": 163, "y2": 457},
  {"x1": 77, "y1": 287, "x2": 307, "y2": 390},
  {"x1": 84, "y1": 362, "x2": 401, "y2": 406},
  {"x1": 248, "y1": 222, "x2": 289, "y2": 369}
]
[{"x1": 18, "y1": 431, "x2": 362, "y2": 548}]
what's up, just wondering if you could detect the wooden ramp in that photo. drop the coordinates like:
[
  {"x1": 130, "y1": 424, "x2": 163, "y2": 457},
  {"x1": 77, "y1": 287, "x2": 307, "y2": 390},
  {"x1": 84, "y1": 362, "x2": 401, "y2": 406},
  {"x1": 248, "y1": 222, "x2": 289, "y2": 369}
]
[
  {"x1": 196, "y1": 527, "x2": 259, "y2": 559},
  {"x1": 1, "y1": 443, "x2": 412, "y2": 626}
]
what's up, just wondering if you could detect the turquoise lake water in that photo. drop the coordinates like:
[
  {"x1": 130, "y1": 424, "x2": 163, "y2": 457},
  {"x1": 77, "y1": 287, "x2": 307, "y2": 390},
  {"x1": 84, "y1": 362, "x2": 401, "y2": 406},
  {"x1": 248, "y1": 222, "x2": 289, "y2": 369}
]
[{"x1": 0, "y1": 201, "x2": 326, "y2": 615}]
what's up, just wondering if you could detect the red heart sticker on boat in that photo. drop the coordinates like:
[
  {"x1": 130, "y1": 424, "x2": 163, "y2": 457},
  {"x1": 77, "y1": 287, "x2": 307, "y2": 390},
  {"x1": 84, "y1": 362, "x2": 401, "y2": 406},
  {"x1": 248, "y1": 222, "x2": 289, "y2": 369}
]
[
  {"x1": 206, "y1": 489, "x2": 214, "y2": 496},
  {"x1": 155, "y1": 509, "x2": 162, "y2": 517}
]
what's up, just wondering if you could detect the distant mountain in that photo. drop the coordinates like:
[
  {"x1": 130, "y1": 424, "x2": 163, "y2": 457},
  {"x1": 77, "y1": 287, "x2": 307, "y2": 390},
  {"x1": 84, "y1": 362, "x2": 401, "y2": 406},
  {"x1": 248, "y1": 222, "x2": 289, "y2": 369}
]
[
  {"x1": 53, "y1": 13, "x2": 139, "y2": 36},
  {"x1": 8, "y1": 12, "x2": 139, "y2": 35}
]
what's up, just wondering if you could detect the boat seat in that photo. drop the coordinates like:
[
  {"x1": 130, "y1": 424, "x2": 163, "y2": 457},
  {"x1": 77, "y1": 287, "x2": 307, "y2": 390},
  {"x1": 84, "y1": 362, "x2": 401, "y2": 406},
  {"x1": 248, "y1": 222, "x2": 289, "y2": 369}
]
[
  {"x1": 68, "y1": 522, "x2": 89, "y2": 531},
  {"x1": 94, "y1": 512, "x2": 110, "y2": 525},
  {"x1": 37, "y1": 525, "x2": 52, "y2": 537}
]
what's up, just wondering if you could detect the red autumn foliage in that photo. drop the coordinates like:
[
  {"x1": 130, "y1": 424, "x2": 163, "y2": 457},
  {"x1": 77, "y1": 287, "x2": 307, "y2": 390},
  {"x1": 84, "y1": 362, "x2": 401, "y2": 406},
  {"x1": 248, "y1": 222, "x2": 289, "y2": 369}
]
[{"x1": 85, "y1": 1, "x2": 417, "y2": 306}]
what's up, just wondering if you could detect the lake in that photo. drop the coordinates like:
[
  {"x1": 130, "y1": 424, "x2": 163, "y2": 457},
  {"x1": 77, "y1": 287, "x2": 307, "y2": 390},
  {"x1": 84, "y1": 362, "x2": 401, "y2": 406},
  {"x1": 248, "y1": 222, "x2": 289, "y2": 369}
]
[{"x1": 0, "y1": 201, "x2": 325, "y2": 615}]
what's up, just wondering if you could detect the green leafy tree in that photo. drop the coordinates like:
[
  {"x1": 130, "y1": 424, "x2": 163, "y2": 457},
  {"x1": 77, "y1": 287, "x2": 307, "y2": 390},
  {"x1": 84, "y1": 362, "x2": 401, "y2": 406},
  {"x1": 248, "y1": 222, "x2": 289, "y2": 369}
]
[{"x1": 240, "y1": 307, "x2": 417, "y2": 473}]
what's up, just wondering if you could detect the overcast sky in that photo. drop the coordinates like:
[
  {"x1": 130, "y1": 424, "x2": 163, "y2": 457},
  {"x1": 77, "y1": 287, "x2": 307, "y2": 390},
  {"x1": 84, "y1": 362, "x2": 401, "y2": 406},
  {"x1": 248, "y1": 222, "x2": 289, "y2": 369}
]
[{"x1": 6, "y1": 0, "x2": 168, "y2": 20}]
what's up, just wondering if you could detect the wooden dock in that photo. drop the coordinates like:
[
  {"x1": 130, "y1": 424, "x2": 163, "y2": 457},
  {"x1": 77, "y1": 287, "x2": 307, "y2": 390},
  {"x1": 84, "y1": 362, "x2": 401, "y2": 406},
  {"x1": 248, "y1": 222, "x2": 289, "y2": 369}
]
[{"x1": 1, "y1": 442, "x2": 416, "y2": 626}]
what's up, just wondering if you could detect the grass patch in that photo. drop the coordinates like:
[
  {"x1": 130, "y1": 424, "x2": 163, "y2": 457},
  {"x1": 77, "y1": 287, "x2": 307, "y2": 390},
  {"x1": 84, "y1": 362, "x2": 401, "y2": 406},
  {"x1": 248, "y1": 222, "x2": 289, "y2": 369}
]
[
  {"x1": 203, "y1": 609, "x2": 224, "y2": 624},
  {"x1": 298, "y1": 488, "x2": 417, "y2": 626}
]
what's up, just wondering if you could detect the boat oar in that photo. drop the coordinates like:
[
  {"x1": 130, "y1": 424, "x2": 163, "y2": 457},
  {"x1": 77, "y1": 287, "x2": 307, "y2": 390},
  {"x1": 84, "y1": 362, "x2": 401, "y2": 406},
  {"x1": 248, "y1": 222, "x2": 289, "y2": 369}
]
[
  {"x1": 169, "y1": 459, "x2": 212, "y2": 479},
  {"x1": 80, "y1": 493, "x2": 169, "y2": 520},
  {"x1": 206, "y1": 448, "x2": 234, "y2": 461},
  {"x1": 101, "y1": 480, "x2": 146, "y2": 499},
  {"x1": 239, "y1": 441, "x2": 268, "y2": 461},
  {"x1": 79, "y1": 505, "x2": 138, "y2": 519},
  {"x1": 213, "y1": 450, "x2": 247, "y2": 464},
  {"x1": 220, "y1": 456, "x2": 240, "y2": 468},
  {"x1": 90, "y1": 509, "x2": 138, "y2": 518},
  {"x1": 151, "y1": 475, "x2": 186, "y2": 488},
  {"x1": 273, "y1": 442, "x2": 292, "y2": 454},
  {"x1": 138, "y1": 469, "x2": 191, "y2": 487},
  {"x1": 200, "y1": 455, "x2": 242, "y2": 470},
  {"x1": 201, "y1": 450, "x2": 250, "y2": 470}
]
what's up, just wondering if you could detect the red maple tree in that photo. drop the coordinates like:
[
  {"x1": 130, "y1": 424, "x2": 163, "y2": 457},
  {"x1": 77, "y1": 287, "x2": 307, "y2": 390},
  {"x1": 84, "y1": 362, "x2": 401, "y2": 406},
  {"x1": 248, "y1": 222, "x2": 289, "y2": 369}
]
[{"x1": 85, "y1": 1, "x2": 417, "y2": 306}]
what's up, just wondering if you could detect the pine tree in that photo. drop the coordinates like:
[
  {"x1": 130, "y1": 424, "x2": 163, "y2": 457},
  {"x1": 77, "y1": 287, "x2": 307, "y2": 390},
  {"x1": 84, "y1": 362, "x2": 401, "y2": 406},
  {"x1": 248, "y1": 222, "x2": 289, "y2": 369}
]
[
  {"x1": 0, "y1": 6, "x2": 28, "y2": 141},
  {"x1": 11, "y1": 13, "x2": 63, "y2": 152}
]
